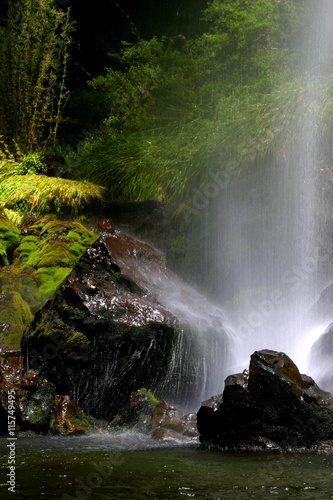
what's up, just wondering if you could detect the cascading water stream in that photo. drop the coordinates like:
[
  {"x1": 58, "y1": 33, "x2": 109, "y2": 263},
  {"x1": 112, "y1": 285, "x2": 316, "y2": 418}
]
[{"x1": 208, "y1": 1, "x2": 333, "y2": 382}]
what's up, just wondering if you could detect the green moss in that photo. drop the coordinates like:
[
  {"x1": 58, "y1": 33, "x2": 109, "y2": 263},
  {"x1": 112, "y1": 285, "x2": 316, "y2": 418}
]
[
  {"x1": 0, "y1": 211, "x2": 22, "y2": 265},
  {"x1": 34, "y1": 267, "x2": 72, "y2": 305},
  {"x1": 0, "y1": 266, "x2": 39, "y2": 309},
  {"x1": 14, "y1": 218, "x2": 98, "y2": 269},
  {"x1": 0, "y1": 216, "x2": 100, "y2": 351},
  {"x1": 0, "y1": 292, "x2": 33, "y2": 349},
  {"x1": 23, "y1": 312, "x2": 60, "y2": 341},
  {"x1": 12, "y1": 217, "x2": 98, "y2": 307},
  {"x1": 139, "y1": 388, "x2": 159, "y2": 405},
  {"x1": 0, "y1": 244, "x2": 8, "y2": 266},
  {"x1": 49, "y1": 415, "x2": 56, "y2": 431},
  {"x1": 13, "y1": 237, "x2": 38, "y2": 267},
  {"x1": 27, "y1": 430, "x2": 38, "y2": 437},
  {"x1": 64, "y1": 331, "x2": 91, "y2": 360}
]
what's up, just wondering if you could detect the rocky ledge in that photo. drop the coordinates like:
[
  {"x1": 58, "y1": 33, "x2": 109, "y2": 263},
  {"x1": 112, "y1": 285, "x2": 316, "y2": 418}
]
[{"x1": 197, "y1": 349, "x2": 333, "y2": 450}]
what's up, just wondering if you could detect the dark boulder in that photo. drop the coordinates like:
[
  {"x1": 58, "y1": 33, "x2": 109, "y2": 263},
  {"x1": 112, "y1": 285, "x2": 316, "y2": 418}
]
[
  {"x1": 40, "y1": 155, "x2": 68, "y2": 178},
  {"x1": 197, "y1": 349, "x2": 333, "y2": 449},
  {"x1": 16, "y1": 370, "x2": 57, "y2": 433},
  {"x1": 21, "y1": 238, "x2": 181, "y2": 421}
]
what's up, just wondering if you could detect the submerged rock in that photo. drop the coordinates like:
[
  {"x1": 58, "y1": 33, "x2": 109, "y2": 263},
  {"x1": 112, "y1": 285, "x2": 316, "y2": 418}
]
[{"x1": 197, "y1": 349, "x2": 333, "y2": 449}]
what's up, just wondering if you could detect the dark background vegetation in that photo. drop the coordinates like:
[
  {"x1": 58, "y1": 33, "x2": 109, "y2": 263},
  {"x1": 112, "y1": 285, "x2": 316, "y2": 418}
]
[
  {"x1": 54, "y1": 0, "x2": 209, "y2": 91},
  {"x1": 1, "y1": 0, "x2": 333, "y2": 294}
]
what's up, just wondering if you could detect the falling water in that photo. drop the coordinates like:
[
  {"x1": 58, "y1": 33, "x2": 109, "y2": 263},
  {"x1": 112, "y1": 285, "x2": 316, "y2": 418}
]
[{"x1": 209, "y1": 1, "x2": 333, "y2": 378}]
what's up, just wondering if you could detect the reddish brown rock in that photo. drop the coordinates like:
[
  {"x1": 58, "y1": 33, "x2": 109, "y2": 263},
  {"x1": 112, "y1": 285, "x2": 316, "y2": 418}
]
[
  {"x1": 151, "y1": 400, "x2": 198, "y2": 440},
  {"x1": 53, "y1": 395, "x2": 86, "y2": 436},
  {"x1": 99, "y1": 218, "x2": 115, "y2": 232}
]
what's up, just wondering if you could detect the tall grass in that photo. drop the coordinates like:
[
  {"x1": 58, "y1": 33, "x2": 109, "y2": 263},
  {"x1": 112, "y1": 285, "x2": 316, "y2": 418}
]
[
  {"x1": 73, "y1": 75, "x2": 333, "y2": 206},
  {"x1": 0, "y1": 0, "x2": 74, "y2": 158},
  {"x1": 0, "y1": 170, "x2": 106, "y2": 216}
]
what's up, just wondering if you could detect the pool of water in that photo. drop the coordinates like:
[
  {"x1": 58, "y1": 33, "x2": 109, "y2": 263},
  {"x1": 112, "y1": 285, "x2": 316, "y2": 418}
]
[{"x1": 0, "y1": 433, "x2": 332, "y2": 499}]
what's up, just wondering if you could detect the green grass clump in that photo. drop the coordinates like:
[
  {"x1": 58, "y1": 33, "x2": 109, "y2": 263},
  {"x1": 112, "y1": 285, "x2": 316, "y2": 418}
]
[{"x1": 0, "y1": 173, "x2": 107, "y2": 216}]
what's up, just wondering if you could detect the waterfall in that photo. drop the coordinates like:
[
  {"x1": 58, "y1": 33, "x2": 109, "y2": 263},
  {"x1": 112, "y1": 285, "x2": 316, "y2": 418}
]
[{"x1": 206, "y1": 1, "x2": 333, "y2": 376}]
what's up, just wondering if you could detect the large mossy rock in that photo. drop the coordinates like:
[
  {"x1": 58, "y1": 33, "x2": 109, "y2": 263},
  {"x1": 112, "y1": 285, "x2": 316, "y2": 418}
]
[
  {"x1": 22, "y1": 238, "x2": 181, "y2": 421},
  {"x1": 13, "y1": 216, "x2": 99, "y2": 308},
  {"x1": 0, "y1": 216, "x2": 98, "y2": 351},
  {"x1": 197, "y1": 349, "x2": 333, "y2": 449}
]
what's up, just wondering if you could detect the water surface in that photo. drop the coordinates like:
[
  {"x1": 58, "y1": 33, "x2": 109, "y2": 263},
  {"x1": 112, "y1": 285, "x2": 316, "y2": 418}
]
[{"x1": 1, "y1": 433, "x2": 332, "y2": 499}]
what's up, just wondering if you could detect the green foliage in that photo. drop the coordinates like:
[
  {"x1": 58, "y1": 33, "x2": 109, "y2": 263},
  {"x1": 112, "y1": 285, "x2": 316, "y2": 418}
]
[
  {"x1": 70, "y1": 1, "x2": 310, "y2": 207},
  {"x1": 17, "y1": 153, "x2": 48, "y2": 175},
  {"x1": 0, "y1": 170, "x2": 106, "y2": 216},
  {"x1": 0, "y1": 211, "x2": 22, "y2": 266},
  {"x1": 200, "y1": 0, "x2": 303, "y2": 89},
  {"x1": 0, "y1": 0, "x2": 75, "y2": 157}
]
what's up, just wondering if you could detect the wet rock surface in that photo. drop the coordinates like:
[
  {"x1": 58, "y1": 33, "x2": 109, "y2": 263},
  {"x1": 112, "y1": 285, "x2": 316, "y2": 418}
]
[
  {"x1": 111, "y1": 389, "x2": 198, "y2": 442},
  {"x1": 197, "y1": 349, "x2": 333, "y2": 449},
  {"x1": 0, "y1": 361, "x2": 98, "y2": 436},
  {"x1": 21, "y1": 236, "x2": 181, "y2": 421},
  {"x1": 16, "y1": 370, "x2": 57, "y2": 433},
  {"x1": 53, "y1": 395, "x2": 86, "y2": 436}
]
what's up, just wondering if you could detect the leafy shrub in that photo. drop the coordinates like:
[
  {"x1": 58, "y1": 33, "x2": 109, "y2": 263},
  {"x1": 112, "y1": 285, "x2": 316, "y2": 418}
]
[{"x1": 17, "y1": 153, "x2": 48, "y2": 176}]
